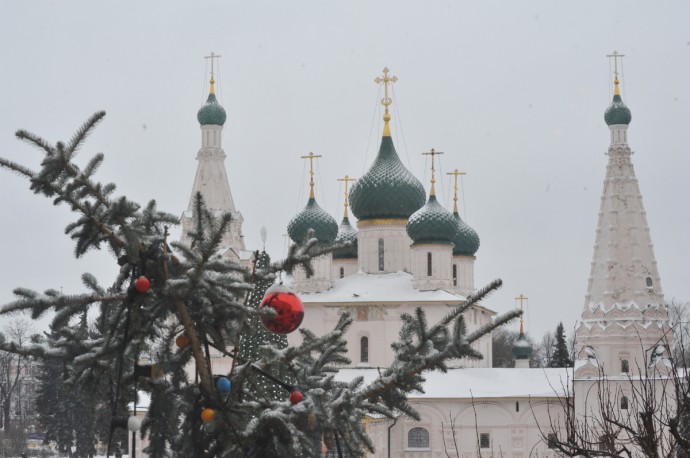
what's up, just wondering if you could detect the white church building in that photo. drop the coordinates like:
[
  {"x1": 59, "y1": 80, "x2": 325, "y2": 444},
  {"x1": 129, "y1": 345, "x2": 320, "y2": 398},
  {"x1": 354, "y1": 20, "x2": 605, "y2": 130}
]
[{"x1": 129, "y1": 61, "x2": 672, "y2": 457}]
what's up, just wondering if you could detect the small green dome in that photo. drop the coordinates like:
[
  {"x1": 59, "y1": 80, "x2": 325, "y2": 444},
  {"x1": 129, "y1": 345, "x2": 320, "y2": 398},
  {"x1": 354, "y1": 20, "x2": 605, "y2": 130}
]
[
  {"x1": 407, "y1": 195, "x2": 459, "y2": 245},
  {"x1": 604, "y1": 94, "x2": 631, "y2": 126},
  {"x1": 287, "y1": 197, "x2": 338, "y2": 244},
  {"x1": 197, "y1": 93, "x2": 227, "y2": 126},
  {"x1": 452, "y1": 212, "x2": 480, "y2": 256},
  {"x1": 512, "y1": 332, "x2": 533, "y2": 360},
  {"x1": 350, "y1": 136, "x2": 426, "y2": 220},
  {"x1": 333, "y1": 216, "x2": 358, "y2": 259}
]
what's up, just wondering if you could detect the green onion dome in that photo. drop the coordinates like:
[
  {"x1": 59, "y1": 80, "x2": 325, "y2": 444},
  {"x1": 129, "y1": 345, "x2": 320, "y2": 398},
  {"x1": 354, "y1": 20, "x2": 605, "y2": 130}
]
[
  {"x1": 287, "y1": 197, "x2": 338, "y2": 244},
  {"x1": 604, "y1": 81, "x2": 631, "y2": 126},
  {"x1": 406, "y1": 195, "x2": 459, "y2": 245},
  {"x1": 452, "y1": 212, "x2": 480, "y2": 256},
  {"x1": 349, "y1": 136, "x2": 425, "y2": 220},
  {"x1": 197, "y1": 93, "x2": 227, "y2": 126},
  {"x1": 333, "y1": 217, "x2": 358, "y2": 259},
  {"x1": 512, "y1": 332, "x2": 533, "y2": 360}
]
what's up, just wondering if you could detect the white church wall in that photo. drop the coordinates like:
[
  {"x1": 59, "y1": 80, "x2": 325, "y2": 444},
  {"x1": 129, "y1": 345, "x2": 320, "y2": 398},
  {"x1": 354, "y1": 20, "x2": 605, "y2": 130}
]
[
  {"x1": 452, "y1": 255, "x2": 476, "y2": 297},
  {"x1": 367, "y1": 397, "x2": 564, "y2": 457},
  {"x1": 410, "y1": 244, "x2": 453, "y2": 291},
  {"x1": 332, "y1": 258, "x2": 358, "y2": 280},
  {"x1": 357, "y1": 223, "x2": 412, "y2": 274}
]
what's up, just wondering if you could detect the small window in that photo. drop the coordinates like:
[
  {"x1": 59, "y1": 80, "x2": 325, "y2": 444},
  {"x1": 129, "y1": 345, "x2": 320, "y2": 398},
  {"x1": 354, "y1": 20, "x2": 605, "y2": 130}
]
[
  {"x1": 339, "y1": 267, "x2": 344, "y2": 279},
  {"x1": 646, "y1": 277, "x2": 653, "y2": 288},
  {"x1": 480, "y1": 433, "x2": 490, "y2": 449},
  {"x1": 452, "y1": 264, "x2": 457, "y2": 286},
  {"x1": 547, "y1": 433, "x2": 557, "y2": 449},
  {"x1": 621, "y1": 396, "x2": 629, "y2": 410},
  {"x1": 408, "y1": 427, "x2": 429, "y2": 448},
  {"x1": 621, "y1": 359, "x2": 629, "y2": 373},
  {"x1": 427, "y1": 252, "x2": 432, "y2": 276},
  {"x1": 360, "y1": 336, "x2": 369, "y2": 363},
  {"x1": 378, "y1": 238, "x2": 384, "y2": 271},
  {"x1": 515, "y1": 401, "x2": 520, "y2": 412}
]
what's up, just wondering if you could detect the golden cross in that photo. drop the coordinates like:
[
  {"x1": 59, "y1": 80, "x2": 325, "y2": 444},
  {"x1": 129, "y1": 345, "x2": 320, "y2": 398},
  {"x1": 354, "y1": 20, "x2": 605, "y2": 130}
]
[
  {"x1": 300, "y1": 152, "x2": 322, "y2": 199},
  {"x1": 515, "y1": 293, "x2": 528, "y2": 333},
  {"x1": 422, "y1": 148, "x2": 444, "y2": 196},
  {"x1": 337, "y1": 175, "x2": 357, "y2": 218},
  {"x1": 374, "y1": 67, "x2": 398, "y2": 136},
  {"x1": 204, "y1": 52, "x2": 221, "y2": 93},
  {"x1": 606, "y1": 50, "x2": 625, "y2": 80},
  {"x1": 446, "y1": 169, "x2": 467, "y2": 215}
]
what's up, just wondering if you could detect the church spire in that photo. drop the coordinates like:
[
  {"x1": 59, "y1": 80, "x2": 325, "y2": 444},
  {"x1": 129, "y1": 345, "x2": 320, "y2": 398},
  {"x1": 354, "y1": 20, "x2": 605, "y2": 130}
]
[
  {"x1": 182, "y1": 54, "x2": 244, "y2": 259},
  {"x1": 374, "y1": 67, "x2": 398, "y2": 137},
  {"x1": 576, "y1": 59, "x2": 669, "y2": 372}
]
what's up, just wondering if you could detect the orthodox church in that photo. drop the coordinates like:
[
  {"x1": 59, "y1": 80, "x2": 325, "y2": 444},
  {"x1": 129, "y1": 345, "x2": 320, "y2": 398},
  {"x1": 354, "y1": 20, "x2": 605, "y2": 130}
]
[{"x1": 150, "y1": 60, "x2": 670, "y2": 457}]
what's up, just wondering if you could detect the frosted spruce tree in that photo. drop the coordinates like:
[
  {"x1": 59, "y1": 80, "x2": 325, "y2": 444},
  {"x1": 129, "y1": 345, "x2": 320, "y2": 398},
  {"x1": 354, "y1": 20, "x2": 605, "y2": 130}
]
[{"x1": 0, "y1": 112, "x2": 518, "y2": 457}]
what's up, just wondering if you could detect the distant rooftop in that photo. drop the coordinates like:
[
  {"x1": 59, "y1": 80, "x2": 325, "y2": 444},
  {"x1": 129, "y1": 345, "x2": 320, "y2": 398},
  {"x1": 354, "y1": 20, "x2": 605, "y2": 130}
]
[
  {"x1": 336, "y1": 367, "x2": 572, "y2": 399},
  {"x1": 300, "y1": 271, "x2": 468, "y2": 305}
]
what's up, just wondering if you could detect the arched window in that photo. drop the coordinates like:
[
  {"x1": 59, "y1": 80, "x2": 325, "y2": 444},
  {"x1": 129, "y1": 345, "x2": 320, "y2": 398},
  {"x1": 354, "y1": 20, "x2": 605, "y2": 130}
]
[
  {"x1": 407, "y1": 427, "x2": 429, "y2": 448},
  {"x1": 339, "y1": 267, "x2": 344, "y2": 279},
  {"x1": 621, "y1": 395, "x2": 629, "y2": 410},
  {"x1": 621, "y1": 359, "x2": 629, "y2": 373},
  {"x1": 515, "y1": 401, "x2": 520, "y2": 412},
  {"x1": 646, "y1": 277, "x2": 653, "y2": 288},
  {"x1": 378, "y1": 238, "x2": 384, "y2": 271},
  {"x1": 360, "y1": 336, "x2": 369, "y2": 363},
  {"x1": 452, "y1": 264, "x2": 457, "y2": 286},
  {"x1": 427, "y1": 252, "x2": 432, "y2": 276}
]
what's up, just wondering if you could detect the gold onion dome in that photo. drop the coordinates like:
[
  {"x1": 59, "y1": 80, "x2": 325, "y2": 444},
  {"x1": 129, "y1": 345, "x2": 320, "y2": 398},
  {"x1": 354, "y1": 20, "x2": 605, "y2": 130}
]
[{"x1": 287, "y1": 197, "x2": 338, "y2": 244}]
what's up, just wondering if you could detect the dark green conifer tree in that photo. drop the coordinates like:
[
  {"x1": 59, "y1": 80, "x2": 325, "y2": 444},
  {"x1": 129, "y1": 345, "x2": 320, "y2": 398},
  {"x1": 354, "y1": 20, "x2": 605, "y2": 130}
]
[
  {"x1": 237, "y1": 250, "x2": 291, "y2": 402},
  {"x1": 0, "y1": 113, "x2": 519, "y2": 457},
  {"x1": 549, "y1": 322, "x2": 573, "y2": 368}
]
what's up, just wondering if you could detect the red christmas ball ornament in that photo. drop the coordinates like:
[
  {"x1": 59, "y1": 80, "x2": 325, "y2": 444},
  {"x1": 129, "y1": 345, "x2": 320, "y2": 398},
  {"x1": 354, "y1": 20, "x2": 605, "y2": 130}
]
[
  {"x1": 259, "y1": 284, "x2": 304, "y2": 334},
  {"x1": 175, "y1": 334, "x2": 190, "y2": 348},
  {"x1": 289, "y1": 391, "x2": 303, "y2": 405},
  {"x1": 134, "y1": 276, "x2": 151, "y2": 293}
]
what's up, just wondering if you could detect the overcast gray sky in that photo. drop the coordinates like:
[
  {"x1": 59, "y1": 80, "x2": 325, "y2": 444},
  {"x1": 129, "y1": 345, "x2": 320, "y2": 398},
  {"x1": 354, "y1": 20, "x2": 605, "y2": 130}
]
[{"x1": 1, "y1": 1, "x2": 688, "y2": 342}]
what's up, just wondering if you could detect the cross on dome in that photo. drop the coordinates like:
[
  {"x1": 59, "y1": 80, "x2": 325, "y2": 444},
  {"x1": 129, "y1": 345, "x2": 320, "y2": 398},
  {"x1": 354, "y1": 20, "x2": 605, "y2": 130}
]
[
  {"x1": 337, "y1": 175, "x2": 356, "y2": 219},
  {"x1": 422, "y1": 148, "x2": 444, "y2": 196},
  {"x1": 300, "y1": 152, "x2": 322, "y2": 199},
  {"x1": 204, "y1": 52, "x2": 222, "y2": 94},
  {"x1": 446, "y1": 169, "x2": 467, "y2": 215},
  {"x1": 515, "y1": 293, "x2": 528, "y2": 334},
  {"x1": 606, "y1": 50, "x2": 625, "y2": 95},
  {"x1": 374, "y1": 67, "x2": 398, "y2": 137}
]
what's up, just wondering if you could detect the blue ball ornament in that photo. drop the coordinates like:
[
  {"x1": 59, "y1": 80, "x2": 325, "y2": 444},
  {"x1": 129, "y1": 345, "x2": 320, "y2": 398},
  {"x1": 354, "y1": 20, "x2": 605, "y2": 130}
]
[{"x1": 216, "y1": 376, "x2": 232, "y2": 394}]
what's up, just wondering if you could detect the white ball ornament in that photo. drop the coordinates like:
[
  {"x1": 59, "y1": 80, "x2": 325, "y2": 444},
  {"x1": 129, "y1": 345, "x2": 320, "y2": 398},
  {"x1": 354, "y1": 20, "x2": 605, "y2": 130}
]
[{"x1": 127, "y1": 416, "x2": 142, "y2": 432}]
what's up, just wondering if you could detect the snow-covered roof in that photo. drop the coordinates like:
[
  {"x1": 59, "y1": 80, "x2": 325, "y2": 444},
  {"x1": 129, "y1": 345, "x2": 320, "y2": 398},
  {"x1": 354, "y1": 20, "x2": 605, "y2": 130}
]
[
  {"x1": 335, "y1": 367, "x2": 572, "y2": 399},
  {"x1": 300, "y1": 271, "x2": 468, "y2": 305}
]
